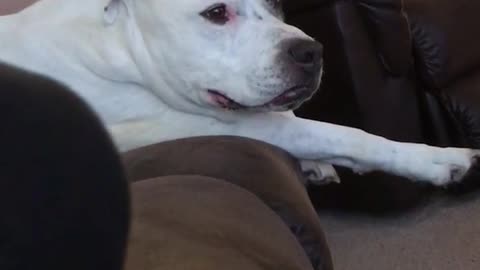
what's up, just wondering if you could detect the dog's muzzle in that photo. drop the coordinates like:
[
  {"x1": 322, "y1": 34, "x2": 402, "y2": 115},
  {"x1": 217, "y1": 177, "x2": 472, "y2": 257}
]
[{"x1": 209, "y1": 39, "x2": 323, "y2": 111}]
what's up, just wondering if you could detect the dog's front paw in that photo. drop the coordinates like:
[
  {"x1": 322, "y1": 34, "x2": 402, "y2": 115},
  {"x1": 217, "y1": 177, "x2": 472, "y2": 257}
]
[
  {"x1": 300, "y1": 160, "x2": 341, "y2": 185},
  {"x1": 442, "y1": 150, "x2": 480, "y2": 186},
  {"x1": 415, "y1": 148, "x2": 480, "y2": 186}
]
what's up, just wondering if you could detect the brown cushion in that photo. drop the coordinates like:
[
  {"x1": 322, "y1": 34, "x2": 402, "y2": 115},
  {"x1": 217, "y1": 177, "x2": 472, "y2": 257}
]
[
  {"x1": 123, "y1": 136, "x2": 333, "y2": 270},
  {"x1": 126, "y1": 176, "x2": 314, "y2": 270}
]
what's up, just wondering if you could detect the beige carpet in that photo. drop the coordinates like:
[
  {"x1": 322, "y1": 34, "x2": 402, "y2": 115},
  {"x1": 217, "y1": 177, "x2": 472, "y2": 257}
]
[{"x1": 320, "y1": 194, "x2": 480, "y2": 270}]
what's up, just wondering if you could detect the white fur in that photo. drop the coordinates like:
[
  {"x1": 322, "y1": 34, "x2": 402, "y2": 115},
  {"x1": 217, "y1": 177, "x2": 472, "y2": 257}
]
[{"x1": 0, "y1": 0, "x2": 478, "y2": 185}]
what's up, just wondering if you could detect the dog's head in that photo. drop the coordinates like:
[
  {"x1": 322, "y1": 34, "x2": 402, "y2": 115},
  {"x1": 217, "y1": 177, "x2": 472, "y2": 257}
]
[{"x1": 109, "y1": 0, "x2": 323, "y2": 113}]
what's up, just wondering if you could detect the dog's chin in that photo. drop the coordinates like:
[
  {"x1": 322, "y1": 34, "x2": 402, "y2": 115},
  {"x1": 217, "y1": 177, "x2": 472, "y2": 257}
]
[{"x1": 207, "y1": 85, "x2": 317, "y2": 112}]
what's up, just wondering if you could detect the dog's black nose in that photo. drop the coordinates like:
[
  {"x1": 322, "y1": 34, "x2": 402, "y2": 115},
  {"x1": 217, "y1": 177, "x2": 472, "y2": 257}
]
[{"x1": 287, "y1": 39, "x2": 323, "y2": 73}]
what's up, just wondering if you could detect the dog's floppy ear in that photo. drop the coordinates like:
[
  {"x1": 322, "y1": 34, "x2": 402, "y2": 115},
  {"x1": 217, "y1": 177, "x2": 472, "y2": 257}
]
[{"x1": 103, "y1": 0, "x2": 128, "y2": 25}]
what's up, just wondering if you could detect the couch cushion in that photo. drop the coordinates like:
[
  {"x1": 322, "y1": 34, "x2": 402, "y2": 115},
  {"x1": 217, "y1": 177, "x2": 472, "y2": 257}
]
[
  {"x1": 285, "y1": 0, "x2": 412, "y2": 76},
  {"x1": 123, "y1": 136, "x2": 334, "y2": 270},
  {"x1": 356, "y1": 0, "x2": 412, "y2": 76},
  {"x1": 126, "y1": 176, "x2": 314, "y2": 270},
  {"x1": 283, "y1": 0, "x2": 332, "y2": 14}
]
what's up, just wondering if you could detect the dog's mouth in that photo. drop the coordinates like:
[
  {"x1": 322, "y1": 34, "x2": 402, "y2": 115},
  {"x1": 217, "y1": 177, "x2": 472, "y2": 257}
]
[{"x1": 207, "y1": 86, "x2": 314, "y2": 111}]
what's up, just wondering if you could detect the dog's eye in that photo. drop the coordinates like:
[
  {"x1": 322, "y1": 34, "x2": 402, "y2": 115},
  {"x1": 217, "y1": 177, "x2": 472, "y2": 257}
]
[{"x1": 200, "y1": 3, "x2": 229, "y2": 25}]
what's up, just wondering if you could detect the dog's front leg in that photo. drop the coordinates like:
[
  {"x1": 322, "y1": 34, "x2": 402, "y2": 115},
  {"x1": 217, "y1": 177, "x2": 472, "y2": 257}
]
[
  {"x1": 229, "y1": 113, "x2": 480, "y2": 186},
  {"x1": 110, "y1": 112, "x2": 479, "y2": 186}
]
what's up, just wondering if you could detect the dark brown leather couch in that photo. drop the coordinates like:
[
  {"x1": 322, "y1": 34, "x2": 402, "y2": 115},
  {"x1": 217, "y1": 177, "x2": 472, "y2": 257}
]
[
  {"x1": 406, "y1": 0, "x2": 480, "y2": 149},
  {"x1": 285, "y1": 0, "x2": 480, "y2": 213}
]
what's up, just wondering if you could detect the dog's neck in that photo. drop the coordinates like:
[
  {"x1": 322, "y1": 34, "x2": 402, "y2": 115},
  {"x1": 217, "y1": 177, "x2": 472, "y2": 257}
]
[{"x1": 0, "y1": 0, "x2": 171, "y2": 124}]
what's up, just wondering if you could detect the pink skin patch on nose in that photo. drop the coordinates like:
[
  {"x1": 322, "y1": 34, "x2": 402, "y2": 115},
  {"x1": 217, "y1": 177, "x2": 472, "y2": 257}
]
[{"x1": 226, "y1": 6, "x2": 237, "y2": 22}]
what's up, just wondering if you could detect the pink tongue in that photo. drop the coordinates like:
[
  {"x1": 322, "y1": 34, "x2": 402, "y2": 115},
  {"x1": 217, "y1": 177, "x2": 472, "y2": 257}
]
[{"x1": 271, "y1": 89, "x2": 302, "y2": 105}]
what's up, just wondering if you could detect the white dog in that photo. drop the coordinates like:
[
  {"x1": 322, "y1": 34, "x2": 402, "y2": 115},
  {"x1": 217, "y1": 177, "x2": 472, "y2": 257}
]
[{"x1": 0, "y1": 0, "x2": 478, "y2": 185}]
